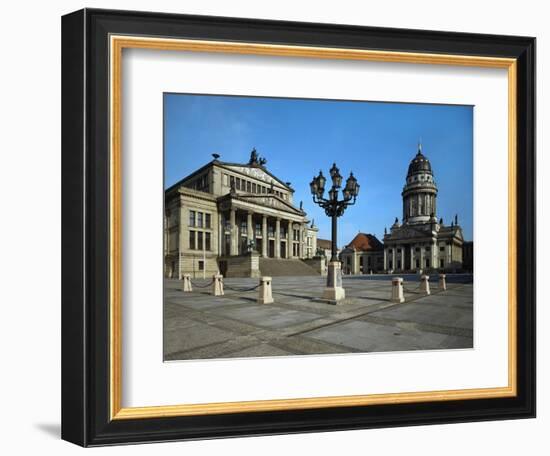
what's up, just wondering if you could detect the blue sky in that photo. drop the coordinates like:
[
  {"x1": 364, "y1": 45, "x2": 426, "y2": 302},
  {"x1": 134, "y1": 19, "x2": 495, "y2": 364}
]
[{"x1": 164, "y1": 93, "x2": 473, "y2": 246}]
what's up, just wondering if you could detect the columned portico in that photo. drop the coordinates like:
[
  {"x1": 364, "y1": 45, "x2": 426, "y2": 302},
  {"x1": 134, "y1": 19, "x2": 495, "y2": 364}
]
[{"x1": 217, "y1": 199, "x2": 316, "y2": 262}]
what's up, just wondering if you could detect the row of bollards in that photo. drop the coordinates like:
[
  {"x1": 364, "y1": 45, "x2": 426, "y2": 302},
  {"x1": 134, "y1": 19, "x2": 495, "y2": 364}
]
[
  {"x1": 182, "y1": 273, "x2": 273, "y2": 304},
  {"x1": 183, "y1": 273, "x2": 446, "y2": 306},
  {"x1": 391, "y1": 274, "x2": 446, "y2": 303}
]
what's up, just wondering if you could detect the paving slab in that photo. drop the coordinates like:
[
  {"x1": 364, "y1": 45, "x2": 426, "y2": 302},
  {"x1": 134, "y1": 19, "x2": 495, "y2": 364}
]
[
  {"x1": 304, "y1": 319, "x2": 472, "y2": 352},
  {"x1": 212, "y1": 305, "x2": 324, "y2": 330}
]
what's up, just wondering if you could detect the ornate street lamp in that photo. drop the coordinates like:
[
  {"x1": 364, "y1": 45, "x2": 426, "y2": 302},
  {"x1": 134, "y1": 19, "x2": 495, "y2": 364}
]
[{"x1": 310, "y1": 164, "x2": 360, "y2": 302}]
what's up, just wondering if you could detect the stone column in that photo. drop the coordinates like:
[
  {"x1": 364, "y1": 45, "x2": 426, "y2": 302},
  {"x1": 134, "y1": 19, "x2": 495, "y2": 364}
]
[
  {"x1": 275, "y1": 218, "x2": 281, "y2": 258},
  {"x1": 299, "y1": 224, "x2": 305, "y2": 259},
  {"x1": 391, "y1": 247, "x2": 396, "y2": 271},
  {"x1": 286, "y1": 220, "x2": 292, "y2": 259},
  {"x1": 229, "y1": 208, "x2": 238, "y2": 256},
  {"x1": 410, "y1": 245, "x2": 414, "y2": 270},
  {"x1": 383, "y1": 248, "x2": 387, "y2": 271},
  {"x1": 432, "y1": 239, "x2": 437, "y2": 270},
  {"x1": 247, "y1": 212, "x2": 254, "y2": 248},
  {"x1": 218, "y1": 214, "x2": 224, "y2": 256},
  {"x1": 420, "y1": 245, "x2": 425, "y2": 271},
  {"x1": 261, "y1": 215, "x2": 268, "y2": 257}
]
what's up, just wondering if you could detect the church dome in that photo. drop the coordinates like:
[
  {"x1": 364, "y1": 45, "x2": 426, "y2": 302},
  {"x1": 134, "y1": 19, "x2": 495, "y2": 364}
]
[{"x1": 407, "y1": 148, "x2": 432, "y2": 176}]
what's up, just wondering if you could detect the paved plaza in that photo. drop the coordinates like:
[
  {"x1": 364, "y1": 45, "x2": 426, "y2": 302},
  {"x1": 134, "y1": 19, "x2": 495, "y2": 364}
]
[{"x1": 164, "y1": 274, "x2": 473, "y2": 361}]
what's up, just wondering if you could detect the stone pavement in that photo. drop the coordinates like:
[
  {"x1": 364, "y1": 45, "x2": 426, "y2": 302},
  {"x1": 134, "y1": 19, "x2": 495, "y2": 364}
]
[{"x1": 164, "y1": 274, "x2": 473, "y2": 361}]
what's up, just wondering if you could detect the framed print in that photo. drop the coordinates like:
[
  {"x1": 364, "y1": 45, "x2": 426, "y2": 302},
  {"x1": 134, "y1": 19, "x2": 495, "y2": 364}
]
[{"x1": 61, "y1": 8, "x2": 536, "y2": 447}]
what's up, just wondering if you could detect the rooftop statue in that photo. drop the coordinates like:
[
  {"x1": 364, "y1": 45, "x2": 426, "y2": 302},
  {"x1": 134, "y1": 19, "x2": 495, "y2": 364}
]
[{"x1": 249, "y1": 148, "x2": 267, "y2": 167}]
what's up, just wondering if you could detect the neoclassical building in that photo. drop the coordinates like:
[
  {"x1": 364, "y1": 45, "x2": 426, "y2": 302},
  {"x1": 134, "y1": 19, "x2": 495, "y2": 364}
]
[
  {"x1": 164, "y1": 149, "x2": 318, "y2": 278},
  {"x1": 383, "y1": 145, "x2": 465, "y2": 273}
]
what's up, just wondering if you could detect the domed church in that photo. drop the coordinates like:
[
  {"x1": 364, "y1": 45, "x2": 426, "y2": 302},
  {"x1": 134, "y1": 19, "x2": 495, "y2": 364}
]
[{"x1": 383, "y1": 144, "x2": 465, "y2": 273}]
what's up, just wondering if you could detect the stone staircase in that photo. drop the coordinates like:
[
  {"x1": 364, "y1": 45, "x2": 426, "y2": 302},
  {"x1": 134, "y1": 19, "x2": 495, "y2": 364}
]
[{"x1": 259, "y1": 257, "x2": 320, "y2": 277}]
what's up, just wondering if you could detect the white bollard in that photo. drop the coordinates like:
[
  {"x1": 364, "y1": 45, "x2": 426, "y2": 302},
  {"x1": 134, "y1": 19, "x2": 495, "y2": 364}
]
[
  {"x1": 391, "y1": 277, "x2": 405, "y2": 303},
  {"x1": 258, "y1": 276, "x2": 274, "y2": 304},
  {"x1": 212, "y1": 273, "x2": 224, "y2": 296},
  {"x1": 439, "y1": 274, "x2": 447, "y2": 291},
  {"x1": 420, "y1": 274, "x2": 431, "y2": 295},
  {"x1": 182, "y1": 274, "x2": 192, "y2": 292}
]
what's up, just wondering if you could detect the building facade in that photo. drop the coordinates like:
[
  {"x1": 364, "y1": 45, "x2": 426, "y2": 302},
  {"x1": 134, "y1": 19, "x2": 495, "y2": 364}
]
[
  {"x1": 340, "y1": 233, "x2": 384, "y2": 274},
  {"x1": 164, "y1": 149, "x2": 318, "y2": 278},
  {"x1": 383, "y1": 145, "x2": 465, "y2": 273}
]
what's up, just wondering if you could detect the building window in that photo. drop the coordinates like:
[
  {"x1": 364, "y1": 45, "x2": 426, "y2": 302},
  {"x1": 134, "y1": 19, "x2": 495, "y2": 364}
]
[
  {"x1": 397, "y1": 248, "x2": 401, "y2": 253},
  {"x1": 397, "y1": 260, "x2": 401, "y2": 269},
  {"x1": 197, "y1": 231, "x2": 203, "y2": 250},
  {"x1": 197, "y1": 212, "x2": 203, "y2": 228},
  {"x1": 416, "y1": 259, "x2": 420, "y2": 268},
  {"x1": 252, "y1": 183, "x2": 257, "y2": 193},
  {"x1": 268, "y1": 224, "x2": 275, "y2": 237},
  {"x1": 229, "y1": 175, "x2": 235, "y2": 189},
  {"x1": 198, "y1": 260, "x2": 204, "y2": 271},
  {"x1": 440, "y1": 246, "x2": 445, "y2": 252},
  {"x1": 246, "y1": 181, "x2": 251, "y2": 192},
  {"x1": 205, "y1": 232, "x2": 211, "y2": 251},
  {"x1": 241, "y1": 220, "x2": 247, "y2": 233},
  {"x1": 440, "y1": 259, "x2": 444, "y2": 268},
  {"x1": 255, "y1": 222, "x2": 262, "y2": 236},
  {"x1": 236, "y1": 177, "x2": 241, "y2": 190},
  {"x1": 415, "y1": 247, "x2": 420, "y2": 252},
  {"x1": 189, "y1": 230, "x2": 195, "y2": 249},
  {"x1": 261, "y1": 186, "x2": 266, "y2": 194},
  {"x1": 189, "y1": 210, "x2": 196, "y2": 227},
  {"x1": 389, "y1": 260, "x2": 393, "y2": 269},
  {"x1": 425, "y1": 246, "x2": 431, "y2": 251},
  {"x1": 367, "y1": 256, "x2": 371, "y2": 266},
  {"x1": 388, "y1": 249, "x2": 393, "y2": 254},
  {"x1": 425, "y1": 259, "x2": 430, "y2": 268},
  {"x1": 205, "y1": 213, "x2": 211, "y2": 229}
]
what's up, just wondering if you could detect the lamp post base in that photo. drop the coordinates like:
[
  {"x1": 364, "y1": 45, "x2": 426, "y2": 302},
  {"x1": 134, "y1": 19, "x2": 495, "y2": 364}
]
[{"x1": 322, "y1": 261, "x2": 346, "y2": 303}]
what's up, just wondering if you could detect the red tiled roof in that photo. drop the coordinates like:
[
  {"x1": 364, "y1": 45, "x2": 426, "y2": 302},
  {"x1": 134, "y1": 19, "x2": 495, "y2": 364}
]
[{"x1": 346, "y1": 233, "x2": 383, "y2": 251}]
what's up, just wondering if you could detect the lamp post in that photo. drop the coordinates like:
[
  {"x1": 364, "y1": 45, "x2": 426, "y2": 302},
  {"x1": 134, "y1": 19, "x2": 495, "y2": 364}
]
[{"x1": 310, "y1": 163, "x2": 360, "y2": 302}]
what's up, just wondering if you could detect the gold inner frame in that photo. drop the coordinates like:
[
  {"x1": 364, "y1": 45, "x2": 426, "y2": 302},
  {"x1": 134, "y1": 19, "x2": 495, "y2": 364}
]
[{"x1": 109, "y1": 35, "x2": 517, "y2": 420}]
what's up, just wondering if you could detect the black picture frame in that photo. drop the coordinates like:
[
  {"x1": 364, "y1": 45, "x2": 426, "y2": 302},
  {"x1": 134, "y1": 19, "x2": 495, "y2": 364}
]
[{"x1": 62, "y1": 8, "x2": 536, "y2": 447}]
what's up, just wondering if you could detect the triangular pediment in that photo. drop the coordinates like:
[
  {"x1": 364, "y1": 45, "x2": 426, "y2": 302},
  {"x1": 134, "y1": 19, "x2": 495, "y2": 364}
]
[
  {"x1": 221, "y1": 164, "x2": 290, "y2": 190},
  {"x1": 236, "y1": 194, "x2": 304, "y2": 215}
]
